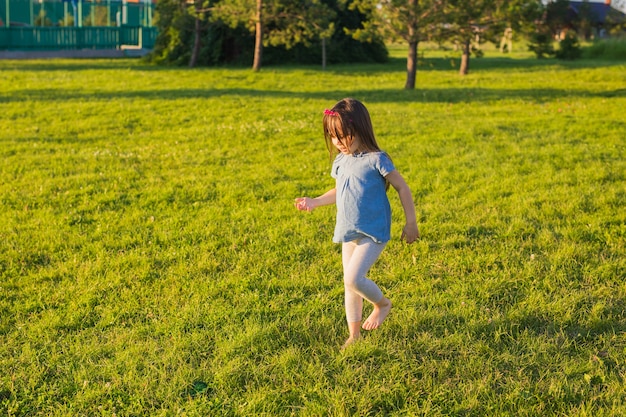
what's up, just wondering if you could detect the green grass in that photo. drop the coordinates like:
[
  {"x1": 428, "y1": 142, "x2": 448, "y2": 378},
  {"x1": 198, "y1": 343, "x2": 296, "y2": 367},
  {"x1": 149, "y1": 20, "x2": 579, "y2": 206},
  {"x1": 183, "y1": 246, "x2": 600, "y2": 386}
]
[
  {"x1": 1, "y1": 49, "x2": 625, "y2": 416},
  {"x1": 583, "y1": 38, "x2": 626, "y2": 60}
]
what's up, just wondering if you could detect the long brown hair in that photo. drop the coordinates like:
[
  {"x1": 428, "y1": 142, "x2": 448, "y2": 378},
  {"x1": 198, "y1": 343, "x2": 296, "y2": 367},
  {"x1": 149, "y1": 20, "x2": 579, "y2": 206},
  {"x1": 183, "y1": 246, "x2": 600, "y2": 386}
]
[{"x1": 323, "y1": 98, "x2": 382, "y2": 159}]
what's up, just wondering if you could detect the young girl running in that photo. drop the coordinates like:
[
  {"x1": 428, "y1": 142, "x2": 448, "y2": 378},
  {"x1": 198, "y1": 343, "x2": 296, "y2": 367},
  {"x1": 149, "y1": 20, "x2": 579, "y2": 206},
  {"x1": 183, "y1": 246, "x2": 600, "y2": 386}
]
[{"x1": 295, "y1": 98, "x2": 420, "y2": 348}]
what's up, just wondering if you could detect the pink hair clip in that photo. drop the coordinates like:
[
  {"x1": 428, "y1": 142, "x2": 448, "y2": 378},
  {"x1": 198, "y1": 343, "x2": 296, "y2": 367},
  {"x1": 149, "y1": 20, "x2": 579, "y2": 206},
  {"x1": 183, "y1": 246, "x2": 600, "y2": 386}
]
[{"x1": 324, "y1": 109, "x2": 339, "y2": 116}]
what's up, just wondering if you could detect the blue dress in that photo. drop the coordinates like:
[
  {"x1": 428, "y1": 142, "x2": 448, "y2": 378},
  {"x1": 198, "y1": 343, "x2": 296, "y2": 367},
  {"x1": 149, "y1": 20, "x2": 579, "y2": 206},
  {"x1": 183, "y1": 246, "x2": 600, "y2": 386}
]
[{"x1": 331, "y1": 151, "x2": 395, "y2": 243}]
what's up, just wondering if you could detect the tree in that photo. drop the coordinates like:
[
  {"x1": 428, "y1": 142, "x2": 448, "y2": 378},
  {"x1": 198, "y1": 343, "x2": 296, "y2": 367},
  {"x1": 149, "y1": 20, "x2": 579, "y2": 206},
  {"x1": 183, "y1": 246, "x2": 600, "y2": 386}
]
[
  {"x1": 555, "y1": 30, "x2": 581, "y2": 60},
  {"x1": 264, "y1": 1, "x2": 387, "y2": 67},
  {"x1": 497, "y1": 0, "x2": 543, "y2": 46},
  {"x1": 149, "y1": 0, "x2": 382, "y2": 67},
  {"x1": 189, "y1": 0, "x2": 208, "y2": 67},
  {"x1": 528, "y1": 29, "x2": 556, "y2": 58},
  {"x1": 437, "y1": 0, "x2": 503, "y2": 75},
  {"x1": 150, "y1": 0, "x2": 197, "y2": 65},
  {"x1": 606, "y1": 7, "x2": 626, "y2": 36},
  {"x1": 350, "y1": 0, "x2": 444, "y2": 89},
  {"x1": 527, "y1": 0, "x2": 570, "y2": 59},
  {"x1": 576, "y1": 0, "x2": 596, "y2": 41},
  {"x1": 253, "y1": 0, "x2": 263, "y2": 70},
  {"x1": 437, "y1": 0, "x2": 542, "y2": 75},
  {"x1": 212, "y1": 0, "x2": 335, "y2": 71},
  {"x1": 544, "y1": 0, "x2": 571, "y2": 38}
]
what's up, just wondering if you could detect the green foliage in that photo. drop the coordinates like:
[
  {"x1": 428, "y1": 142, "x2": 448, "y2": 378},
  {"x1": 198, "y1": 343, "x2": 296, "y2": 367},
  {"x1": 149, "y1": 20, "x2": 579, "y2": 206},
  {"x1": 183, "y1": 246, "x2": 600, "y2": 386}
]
[
  {"x1": 606, "y1": 8, "x2": 626, "y2": 36},
  {"x1": 434, "y1": 0, "x2": 541, "y2": 74},
  {"x1": 149, "y1": 0, "x2": 386, "y2": 66},
  {"x1": 437, "y1": 0, "x2": 538, "y2": 50},
  {"x1": 326, "y1": 0, "x2": 388, "y2": 63},
  {"x1": 575, "y1": 0, "x2": 596, "y2": 41},
  {"x1": 1, "y1": 52, "x2": 625, "y2": 416},
  {"x1": 263, "y1": 34, "x2": 387, "y2": 65},
  {"x1": 583, "y1": 37, "x2": 626, "y2": 60},
  {"x1": 211, "y1": 0, "x2": 337, "y2": 69},
  {"x1": 556, "y1": 31, "x2": 582, "y2": 60},
  {"x1": 263, "y1": 0, "x2": 336, "y2": 49},
  {"x1": 525, "y1": 0, "x2": 570, "y2": 60},
  {"x1": 528, "y1": 30, "x2": 556, "y2": 58},
  {"x1": 148, "y1": 0, "x2": 245, "y2": 66},
  {"x1": 501, "y1": 0, "x2": 543, "y2": 34},
  {"x1": 349, "y1": 0, "x2": 439, "y2": 44},
  {"x1": 544, "y1": 0, "x2": 571, "y2": 37},
  {"x1": 262, "y1": 0, "x2": 388, "y2": 66},
  {"x1": 149, "y1": 0, "x2": 196, "y2": 65}
]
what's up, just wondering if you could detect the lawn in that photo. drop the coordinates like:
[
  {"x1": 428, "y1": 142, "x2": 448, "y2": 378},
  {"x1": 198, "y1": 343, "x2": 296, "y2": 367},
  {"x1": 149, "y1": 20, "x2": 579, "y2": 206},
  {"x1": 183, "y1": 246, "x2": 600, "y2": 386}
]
[{"x1": 0, "y1": 47, "x2": 625, "y2": 416}]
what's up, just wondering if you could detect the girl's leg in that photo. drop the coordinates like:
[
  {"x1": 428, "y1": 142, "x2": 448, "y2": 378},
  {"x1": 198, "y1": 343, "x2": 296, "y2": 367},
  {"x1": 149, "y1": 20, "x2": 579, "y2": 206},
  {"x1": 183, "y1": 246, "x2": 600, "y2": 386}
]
[
  {"x1": 342, "y1": 240, "x2": 362, "y2": 345},
  {"x1": 343, "y1": 321, "x2": 362, "y2": 349},
  {"x1": 342, "y1": 237, "x2": 390, "y2": 341}
]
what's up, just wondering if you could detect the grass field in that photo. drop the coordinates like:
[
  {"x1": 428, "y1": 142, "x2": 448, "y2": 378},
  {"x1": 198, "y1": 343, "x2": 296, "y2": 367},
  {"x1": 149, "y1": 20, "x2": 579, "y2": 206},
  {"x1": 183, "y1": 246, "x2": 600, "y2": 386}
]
[{"x1": 1, "y1": 46, "x2": 625, "y2": 416}]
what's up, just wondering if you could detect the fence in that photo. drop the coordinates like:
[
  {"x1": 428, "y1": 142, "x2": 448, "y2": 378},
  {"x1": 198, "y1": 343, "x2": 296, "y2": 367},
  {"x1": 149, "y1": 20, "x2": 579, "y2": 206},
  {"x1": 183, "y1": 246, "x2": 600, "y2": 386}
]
[
  {"x1": 0, "y1": 26, "x2": 156, "y2": 49},
  {"x1": 1, "y1": 0, "x2": 155, "y2": 27},
  {"x1": 1, "y1": 0, "x2": 156, "y2": 50}
]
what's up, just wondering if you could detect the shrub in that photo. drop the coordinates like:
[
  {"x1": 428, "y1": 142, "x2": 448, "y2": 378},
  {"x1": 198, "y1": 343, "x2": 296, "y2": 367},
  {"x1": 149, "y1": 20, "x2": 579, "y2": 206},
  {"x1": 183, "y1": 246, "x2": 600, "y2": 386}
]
[
  {"x1": 583, "y1": 37, "x2": 626, "y2": 60},
  {"x1": 148, "y1": 0, "x2": 388, "y2": 67},
  {"x1": 528, "y1": 31, "x2": 555, "y2": 58},
  {"x1": 556, "y1": 31, "x2": 582, "y2": 60}
]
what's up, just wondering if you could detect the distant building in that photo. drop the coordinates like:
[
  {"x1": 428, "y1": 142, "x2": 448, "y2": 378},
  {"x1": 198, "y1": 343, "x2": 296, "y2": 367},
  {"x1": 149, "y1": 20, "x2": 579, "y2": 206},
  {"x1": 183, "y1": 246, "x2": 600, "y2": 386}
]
[
  {"x1": 1, "y1": 0, "x2": 156, "y2": 29},
  {"x1": 569, "y1": 1, "x2": 624, "y2": 25},
  {"x1": 543, "y1": 0, "x2": 626, "y2": 15},
  {"x1": 546, "y1": 0, "x2": 626, "y2": 39}
]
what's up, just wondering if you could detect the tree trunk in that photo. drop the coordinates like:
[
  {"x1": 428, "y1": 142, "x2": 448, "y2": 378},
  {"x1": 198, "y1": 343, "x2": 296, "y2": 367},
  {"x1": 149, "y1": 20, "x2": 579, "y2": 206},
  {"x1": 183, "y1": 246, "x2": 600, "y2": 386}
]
[
  {"x1": 322, "y1": 37, "x2": 327, "y2": 71},
  {"x1": 252, "y1": 0, "x2": 263, "y2": 71},
  {"x1": 189, "y1": 4, "x2": 201, "y2": 68},
  {"x1": 460, "y1": 39, "x2": 470, "y2": 75},
  {"x1": 405, "y1": 40, "x2": 418, "y2": 89}
]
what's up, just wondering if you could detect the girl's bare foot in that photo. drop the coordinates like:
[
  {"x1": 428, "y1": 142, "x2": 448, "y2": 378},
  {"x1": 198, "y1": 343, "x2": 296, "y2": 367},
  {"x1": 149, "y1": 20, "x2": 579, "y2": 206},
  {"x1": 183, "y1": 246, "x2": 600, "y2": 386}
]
[
  {"x1": 341, "y1": 336, "x2": 359, "y2": 350},
  {"x1": 362, "y1": 297, "x2": 391, "y2": 330}
]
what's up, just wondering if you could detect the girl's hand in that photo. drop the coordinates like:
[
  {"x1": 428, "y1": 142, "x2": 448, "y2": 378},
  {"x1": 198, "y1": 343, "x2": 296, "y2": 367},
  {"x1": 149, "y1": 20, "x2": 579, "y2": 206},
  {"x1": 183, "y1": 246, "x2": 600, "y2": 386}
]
[
  {"x1": 294, "y1": 197, "x2": 316, "y2": 212},
  {"x1": 401, "y1": 222, "x2": 420, "y2": 244}
]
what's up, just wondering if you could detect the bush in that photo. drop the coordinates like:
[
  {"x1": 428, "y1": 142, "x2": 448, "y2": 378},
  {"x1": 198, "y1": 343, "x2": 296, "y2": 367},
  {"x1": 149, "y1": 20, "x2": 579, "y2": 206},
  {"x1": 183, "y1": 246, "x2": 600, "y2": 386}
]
[
  {"x1": 556, "y1": 31, "x2": 582, "y2": 60},
  {"x1": 528, "y1": 31, "x2": 555, "y2": 59},
  {"x1": 263, "y1": 36, "x2": 388, "y2": 66},
  {"x1": 147, "y1": 0, "x2": 388, "y2": 67},
  {"x1": 147, "y1": 0, "x2": 195, "y2": 66},
  {"x1": 583, "y1": 38, "x2": 626, "y2": 60}
]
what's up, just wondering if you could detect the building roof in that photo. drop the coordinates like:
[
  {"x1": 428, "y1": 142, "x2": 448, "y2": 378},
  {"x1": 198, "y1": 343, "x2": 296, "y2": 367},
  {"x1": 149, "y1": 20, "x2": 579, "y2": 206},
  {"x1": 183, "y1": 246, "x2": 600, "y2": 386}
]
[{"x1": 569, "y1": 1, "x2": 626, "y2": 24}]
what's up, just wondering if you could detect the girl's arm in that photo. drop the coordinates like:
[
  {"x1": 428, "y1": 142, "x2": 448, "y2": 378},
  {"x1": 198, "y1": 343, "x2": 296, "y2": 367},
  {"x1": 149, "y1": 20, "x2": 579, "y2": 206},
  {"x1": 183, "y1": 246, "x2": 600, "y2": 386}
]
[
  {"x1": 294, "y1": 188, "x2": 336, "y2": 212},
  {"x1": 385, "y1": 171, "x2": 420, "y2": 243}
]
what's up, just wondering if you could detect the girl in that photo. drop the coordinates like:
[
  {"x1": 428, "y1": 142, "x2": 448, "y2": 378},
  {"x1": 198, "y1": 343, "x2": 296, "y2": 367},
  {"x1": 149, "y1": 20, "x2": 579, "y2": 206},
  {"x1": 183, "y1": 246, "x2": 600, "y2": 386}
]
[{"x1": 295, "y1": 98, "x2": 419, "y2": 348}]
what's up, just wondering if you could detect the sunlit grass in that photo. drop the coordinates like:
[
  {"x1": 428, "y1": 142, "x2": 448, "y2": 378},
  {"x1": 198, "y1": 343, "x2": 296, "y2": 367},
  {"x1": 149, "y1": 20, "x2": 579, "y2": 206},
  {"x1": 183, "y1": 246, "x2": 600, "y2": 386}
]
[{"x1": 1, "y1": 52, "x2": 625, "y2": 416}]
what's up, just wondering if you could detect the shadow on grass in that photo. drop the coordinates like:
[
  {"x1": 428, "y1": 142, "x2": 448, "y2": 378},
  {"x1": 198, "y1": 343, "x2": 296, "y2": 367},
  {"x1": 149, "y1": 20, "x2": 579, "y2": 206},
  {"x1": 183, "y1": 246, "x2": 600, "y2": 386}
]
[
  {"x1": 2, "y1": 85, "x2": 625, "y2": 105},
  {"x1": 416, "y1": 55, "x2": 626, "y2": 72},
  {"x1": 2, "y1": 55, "x2": 623, "y2": 105},
  {"x1": 1, "y1": 54, "x2": 624, "y2": 73}
]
